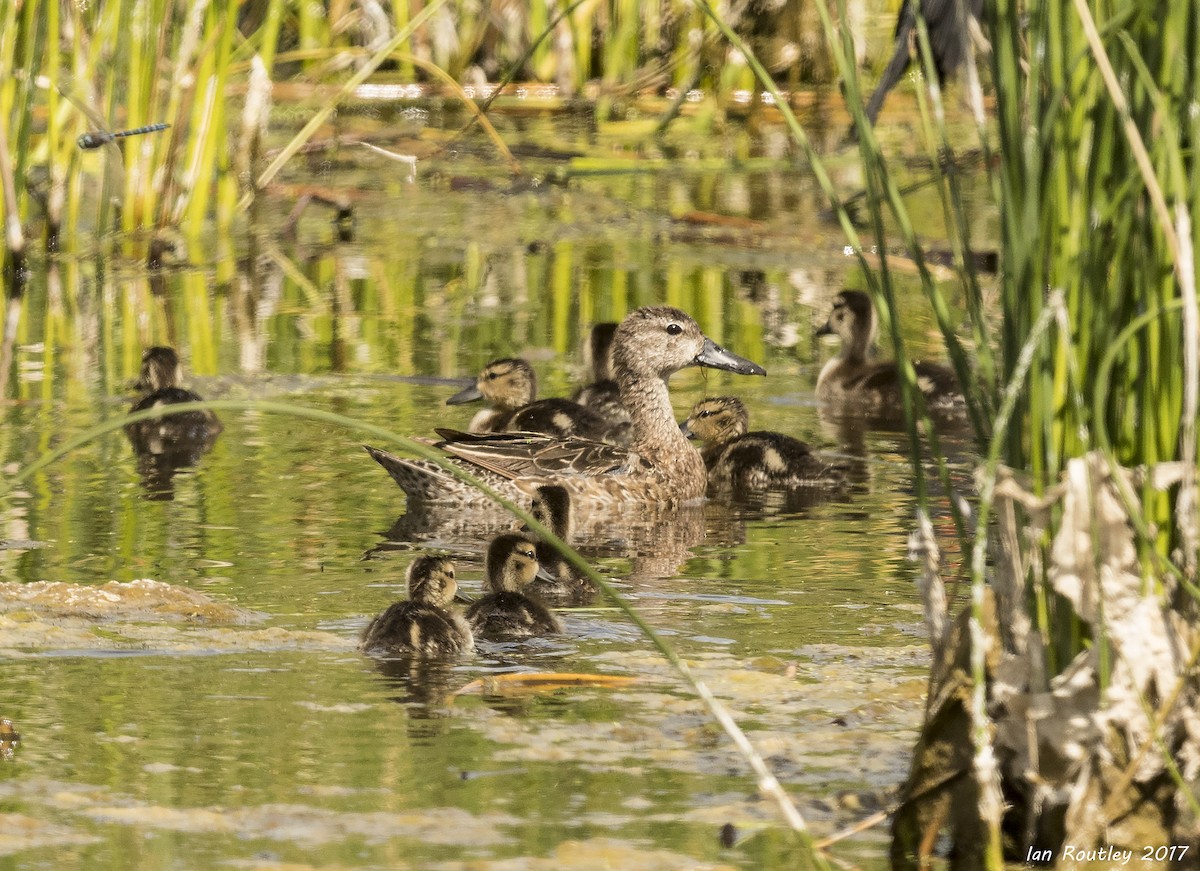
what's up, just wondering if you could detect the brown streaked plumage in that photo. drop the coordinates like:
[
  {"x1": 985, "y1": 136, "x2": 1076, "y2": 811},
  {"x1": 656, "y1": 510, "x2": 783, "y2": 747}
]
[
  {"x1": 682, "y1": 397, "x2": 846, "y2": 493},
  {"x1": 367, "y1": 306, "x2": 767, "y2": 508},
  {"x1": 466, "y1": 533, "x2": 563, "y2": 639},
  {"x1": 815, "y1": 291, "x2": 964, "y2": 417},
  {"x1": 361, "y1": 555, "x2": 474, "y2": 656}
]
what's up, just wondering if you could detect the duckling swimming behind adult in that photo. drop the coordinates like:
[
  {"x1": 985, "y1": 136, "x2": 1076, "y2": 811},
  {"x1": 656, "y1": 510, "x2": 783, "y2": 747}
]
[
  {"x1": 361, "y1": 555, "x2": 475, "y2": 656},
  {"x1": 571, "y1": 322, "x2": 631, "y2": 429},
  {"x1": 125, "y1": 347, "x2": 222, "y2": 455},
  {"x1": 524, "y1": 485, "x2": 597, "y2": 603},
  {"x1": 815, "y1": 291, "x2": 963, "y2": 417},
  {"x1": 368, "y1": 306, "x2": 767, "y2": 508},
  {"x1": 682, "y1": 397, "x2": 846, "y2": 493},
  {"x1": 448, "y1": 357, "x2": 628, "y2": 445},
  {"x1": 466, "y1": 533, "x2": 564, "y2": 639}
]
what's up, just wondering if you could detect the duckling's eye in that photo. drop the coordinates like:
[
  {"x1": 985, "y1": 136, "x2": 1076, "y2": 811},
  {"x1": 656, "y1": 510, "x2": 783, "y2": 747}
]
[
  {"x1": 487, "y1": 372, "x2": 499, "y2": 380},
  {"x1": 699, "y1": 410, "x2": 714, "y2": 418},
  {"x1": 666, "y1": 323, "x2": 683, "y2": 336}
]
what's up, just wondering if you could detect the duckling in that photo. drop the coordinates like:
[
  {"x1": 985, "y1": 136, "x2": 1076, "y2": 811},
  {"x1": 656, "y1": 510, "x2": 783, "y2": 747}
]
[
  {"x1": 448, "y1": 357, "x2": 628, "y2": 445},
  {"x1": 361, "y1": 555, "x2": 475, "y2": 656},
  {"x1": 815, "y1": 291, "x2": 963, "y2": 417},
  {"x1": 682, "y1": 397, "x2": 846, "y2": 493},
  {"x1": 466, "y1": 533, "x2": 564, "y2": 639},
  {"x1": 124, "y1": 347, "x2": 222, "y2": 456},
  {"x1": 525, "y1": 485, "x2": 597, "y2": 603},
  {"x1": 367, "y1": 306, "x2": 767, "y2": 507},
  {"x1": 571, "y1": 322, "x2": 631, "y2": 428}
]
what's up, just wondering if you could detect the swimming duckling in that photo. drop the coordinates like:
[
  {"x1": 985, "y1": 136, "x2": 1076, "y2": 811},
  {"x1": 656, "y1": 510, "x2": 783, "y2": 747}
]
[
  {"x1": 448, "y1": 357, "x2": 628, "y2": 445},
  {"x1": 572, "y1": 322, "x2": 631, "y2": 429},
  {"x1": 682, "y1": 397, "x2": 846, "y2": 493},
  {"x1": 815, "y1": 291, "x2": 963, "y2": 417},
  {"x1": 124, "y1": 347, "x2": 222, "y2": 456},
  {"x1": 525, "y1": 485, "x2": 597, "y2": 603},
  {"x1": 361, "y1": 555, "x2": 475, "y2": 656},
  {"x1": 466, "y1": 533, "x2": 564, "y2": 639},
  {"x1": 368, "y1": 306, "x2": 767, "y2": 507}
]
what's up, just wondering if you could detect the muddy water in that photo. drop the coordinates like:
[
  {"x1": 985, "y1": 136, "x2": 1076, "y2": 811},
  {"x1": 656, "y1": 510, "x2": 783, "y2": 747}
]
[{"x1": 0, "y1": 109, "x2": 990, "y2": 869}]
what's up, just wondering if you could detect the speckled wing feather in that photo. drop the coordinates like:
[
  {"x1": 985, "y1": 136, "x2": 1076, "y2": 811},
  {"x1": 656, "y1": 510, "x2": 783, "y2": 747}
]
[{"x1": 432, "y1": 429, "x2": 645, "y2": 481}]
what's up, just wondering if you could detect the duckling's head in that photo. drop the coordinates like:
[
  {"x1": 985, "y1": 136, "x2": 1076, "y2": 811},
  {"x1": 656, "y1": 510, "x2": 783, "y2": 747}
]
[
  {"x1": 816, "y1": 291, "x2": 876, "y2": 355},
  {"x1": 406, "y1": 555, "x2": 458, "y2": 607},
  {"x1": 136, "y1": 347, "x2": 183, "y2": 391},
  {"x1": 586, "y1": 322, "x2": 619, "y2": 381},
  {"x1": 447, "y1": 358, "x2": 536, "y2": 411},
  {"x1": 484, "y1": 533, "x2": 541, "y2": 593},
  {"x1": 612, "y1": 307, "x2": 767, "y2": 382},
  {"x1": 681, "y1": 396, "x2": 749, "y2": 445},
  {"x1": 530, "y1": 485, "x2": 573, "y2": 540}
]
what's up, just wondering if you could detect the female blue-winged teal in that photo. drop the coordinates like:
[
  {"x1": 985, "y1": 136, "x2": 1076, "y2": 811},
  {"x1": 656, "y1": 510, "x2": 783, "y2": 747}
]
[
  {"x1": 571, "y1": 322, "x2": 630, "y2": 429},
  {"x1": 448, "y1": 357, "x2": 626, "y2": 444},
  {"x1": 815, "y1": 291, "x2": 963, "y2": 416},
  {"x1": 524, "y1": 485, "x2": 597, "y2": 603},
  {"x1": 466, "y1": 533, "x2": 563, "y2": 639},
  {"x1": 682, "y1": 397, "x2": 846, "y2": 493},
  {"x1": 125, "y1": 347, "x2": 222, "y2": 455},
  {"x1": 367, "y1": 306, "x2": 767, "y2": 507},
  {"x1": 361, "y1": 555, "x2": 474, "y2": 656}
]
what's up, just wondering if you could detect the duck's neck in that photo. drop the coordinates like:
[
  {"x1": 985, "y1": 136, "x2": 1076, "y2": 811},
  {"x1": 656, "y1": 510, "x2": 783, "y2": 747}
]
[
  {"x1": 841, "y1": 328, "x2": 875, "y2": 366},
  {"x1": 619, "y1": 374, "x2": 690, "y2": 458}
]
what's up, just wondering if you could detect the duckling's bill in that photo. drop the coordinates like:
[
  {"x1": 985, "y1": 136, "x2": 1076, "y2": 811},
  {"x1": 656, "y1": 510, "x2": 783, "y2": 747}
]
[
  {"x1": 693, "y1": 338, "x2": 767, "y2": 376},
  {"x1": 447, "y1": 383, "x2": 484, "y2": 405}
]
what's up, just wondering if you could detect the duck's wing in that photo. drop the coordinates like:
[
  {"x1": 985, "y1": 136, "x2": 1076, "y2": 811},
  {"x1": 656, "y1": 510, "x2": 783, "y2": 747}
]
[{"x1": 432, "y1": 428, "x2": 646, "y2": 481}]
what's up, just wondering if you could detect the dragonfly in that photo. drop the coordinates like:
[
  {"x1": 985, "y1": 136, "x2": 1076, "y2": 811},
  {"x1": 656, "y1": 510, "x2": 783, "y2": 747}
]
[{"x1": 77, "y1": 122, "x2": 171, "y2": 151}]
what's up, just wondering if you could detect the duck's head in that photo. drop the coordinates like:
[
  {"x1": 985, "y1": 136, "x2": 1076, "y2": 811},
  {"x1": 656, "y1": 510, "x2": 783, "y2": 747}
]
[
  {"x1": 586, "y1": 322, "x2": 619, "y2": 381},
  {"x1": 681, "y1": 396, "x2": 749, "y2": 444},
  {"x1": 407, "y1": 555, "x2": 458, "y2": 606},
  {"x1": 485, "y1": 533, "x2": 545, "y2": 593},
  {"x1": 816, "y1": 291, "x2": 876, "y2": 352},
  {"x1": 136, "y1": 347, "x2": 183, "y2": 391},
  {"x1": 447, "y1": 358, "x2": 536, "y2": 411},
  {"x1": 612, "y1": 307, "x2": 767, "y2": 381},
  {"x1": 529, "y1": 484, "x2": 573, "y2": 540}
]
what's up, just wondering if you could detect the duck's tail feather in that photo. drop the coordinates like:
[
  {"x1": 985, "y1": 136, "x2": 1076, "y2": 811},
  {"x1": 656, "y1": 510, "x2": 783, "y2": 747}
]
[{"x1": 363, "y1": 445, "x2": 526, "y2": 505}]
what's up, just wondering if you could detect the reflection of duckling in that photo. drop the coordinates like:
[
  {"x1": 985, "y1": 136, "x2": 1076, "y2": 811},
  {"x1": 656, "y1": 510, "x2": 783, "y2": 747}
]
[
  {"x1": 525, "y1": 485, "x2": 597, "y2": 603},
  {"x1": 572, "y1": 323, "x2": 631, "y2": 429},
  {"x1": 361, "y1": 556, "x2": 475, "y2": 656},
  {"x1": 125, "y1": 347, "x2": 222, "y2": 454},
  {"x1": 815, "y1": 291, "x2": 963, "y2": 417},
  {"x1": 466, "y1": 533, "x2": 563, "y2": 639},
  {"x1": 682, "y1": 397, "x2": 846, "y2": 492},
  {"x1": 449, "y1": 357, "x2": 627, "y2": 445}
]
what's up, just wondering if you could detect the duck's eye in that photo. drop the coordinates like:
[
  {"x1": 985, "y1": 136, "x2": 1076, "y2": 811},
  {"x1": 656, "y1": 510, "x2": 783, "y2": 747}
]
[
  {"x1": 699, "y1": 410, "x2": 713, "y2": 418},
  {"x1": 666, "y1": 323, "x2": 683, "y2": 336}
]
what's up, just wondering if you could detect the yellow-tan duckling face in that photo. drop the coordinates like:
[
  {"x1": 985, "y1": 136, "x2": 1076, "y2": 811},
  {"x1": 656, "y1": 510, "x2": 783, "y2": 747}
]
[
  {"x1": 612, "y1": 307, "x2": 767, "y2": 381},
  {"x1": 529, "y1": 485, "x2": 573, "y2": 539},
  {"x1": 447, "y1": 358, "x2": 537, "y2": 411},
  {"x1": 816, "y1": 290, "x2": 876, "y2": 348},
  {"x1": 137, "y1": 347, "x2": 183, "y2": 392},
  {"x1": 485, "y1": 533, "x2": 542, "y2": 593},
  {"x1": 681, "y1": 397, "x2": 750, "y2": 445},
  {"x1": 406, "y1": 555, "x2": 457, "y2": 607}
]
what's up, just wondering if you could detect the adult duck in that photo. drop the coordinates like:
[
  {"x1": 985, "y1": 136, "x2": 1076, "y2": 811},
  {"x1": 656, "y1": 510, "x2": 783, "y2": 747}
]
[
  {"x1": 815, "y1": 291, "x2": 963, "y2": 417},
  {"x1": 361, "y1": 555, "x2": 474, "y2": 656},
  {"x1": 367, "y1": 306, "x2": 766, "y2": 507},
  {"x1": 447, "y1": 357, "x2": 626, "y2": 444},
  {"x1": 681, "y1": 396, "x2": 846, "y2": 493}
]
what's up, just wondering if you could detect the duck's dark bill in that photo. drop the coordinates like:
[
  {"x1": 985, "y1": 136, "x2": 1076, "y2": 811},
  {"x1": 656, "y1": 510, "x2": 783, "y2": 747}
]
[
  {"x1": 447, "y1": 383, "x2": 483, "y2": 405},
  {"x1": 679, "y1": 420, "x2": 697, "y2": 439},
  {"x1": 694, "y1": 338, "x2": 767, "y2": 376},
  {"x1": 815, "y1": 321, "x2": 834, "y2": 337}
]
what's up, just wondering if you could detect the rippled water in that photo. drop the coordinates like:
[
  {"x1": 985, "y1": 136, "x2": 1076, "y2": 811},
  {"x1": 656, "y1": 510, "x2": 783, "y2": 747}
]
[{"x1": 0, "y1": 103, "x2": 990, "y2": 869}]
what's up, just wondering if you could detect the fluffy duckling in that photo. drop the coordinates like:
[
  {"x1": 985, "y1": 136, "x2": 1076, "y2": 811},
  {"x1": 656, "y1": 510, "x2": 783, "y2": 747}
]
[
  {"x1": 572, "y1": 322, "x2": 631, "y2": 429},
  {"x1": 449, "y1": 357, "x2": 627, "y2": 445},
  {"x1": 466, "y1": 533, "x2": 564, "y2": 639},
  {"x1": 682, "y1": 397, "x2": 846, "y2": 492},
  {"x1": 361, "y1": 555, "x2": 475, "y2": 656},
  {"x1": 125, "y1": 347, "x2": 222, "y2": 455},
  {"x1": 525, "y1": 485, "x2": 597, "y2": 603},
  {"x1": 815, "y1": 291, "x2": 963, "y2": 416}
]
